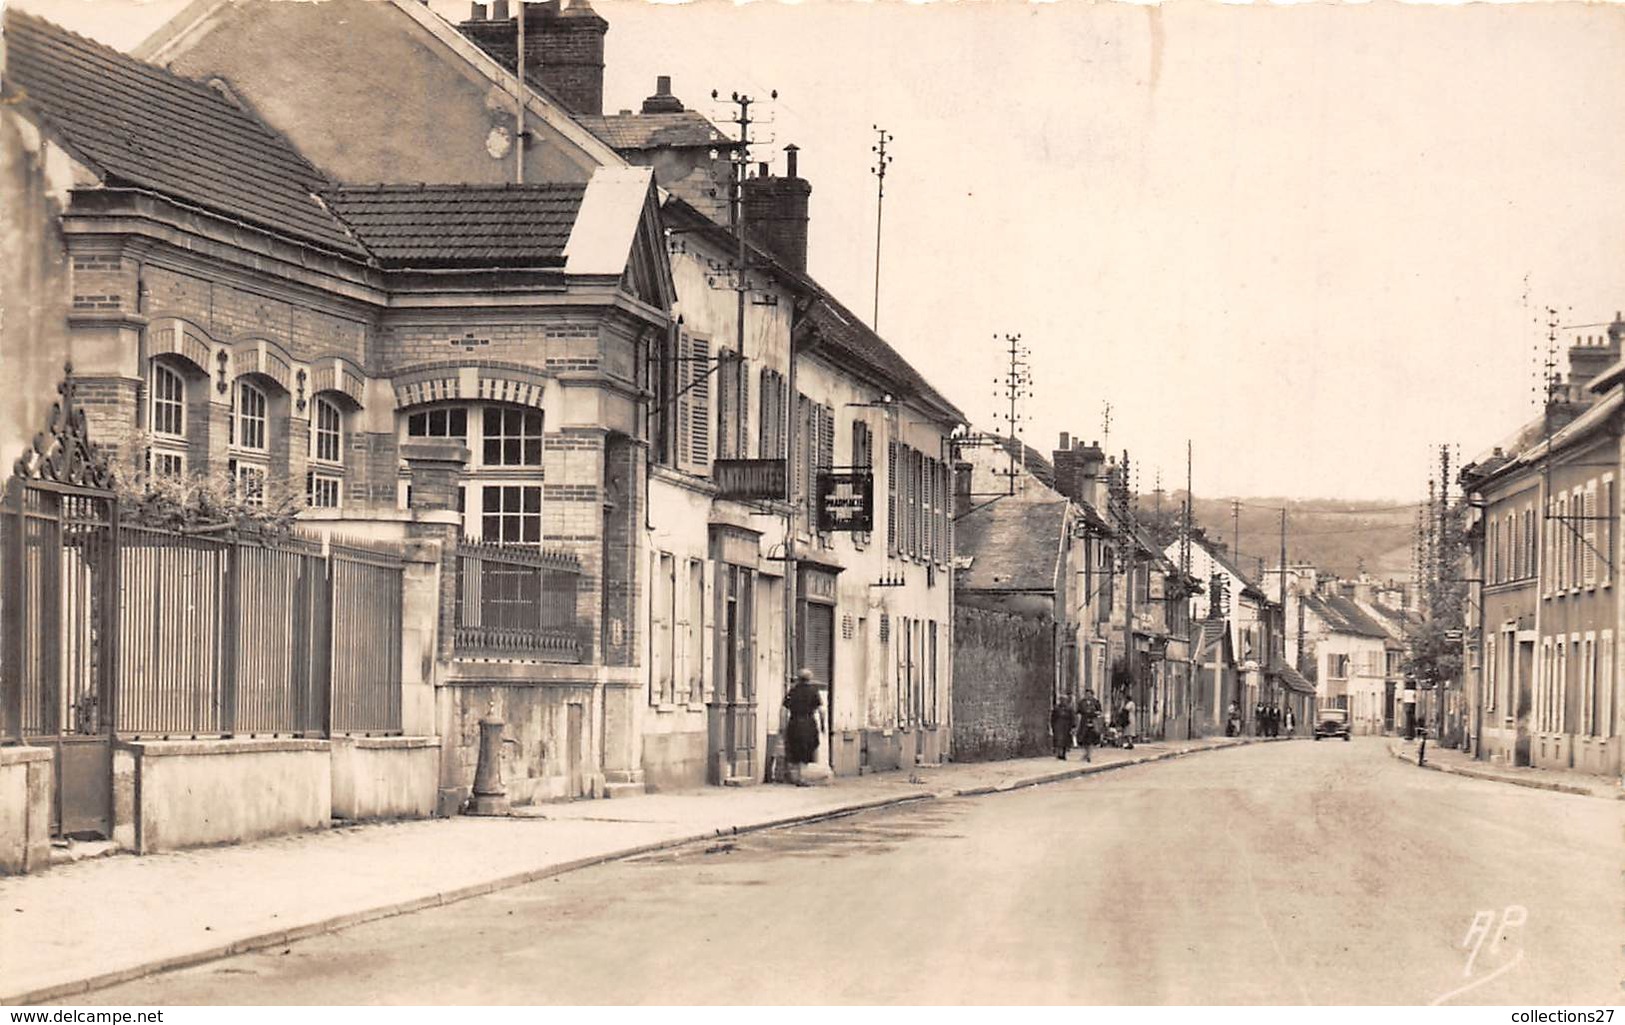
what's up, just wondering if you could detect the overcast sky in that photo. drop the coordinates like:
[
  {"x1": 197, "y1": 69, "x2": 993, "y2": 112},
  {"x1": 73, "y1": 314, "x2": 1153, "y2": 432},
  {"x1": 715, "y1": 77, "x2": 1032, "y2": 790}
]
[{"x1": 17, "y1": 0, "x2": 1625, "y2": 502}]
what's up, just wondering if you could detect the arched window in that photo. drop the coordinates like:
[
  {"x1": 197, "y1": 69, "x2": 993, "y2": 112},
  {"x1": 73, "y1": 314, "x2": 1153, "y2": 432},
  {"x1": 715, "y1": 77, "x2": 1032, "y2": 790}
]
[
  {"x1": 232, "y1": 379, "x2": 268, "y2": 452},
  {"x1": 147, "y1": 360, "x2": 189, "y2": 478},
  {"x1": 308, "y1": 395, "x2": 345, "y2": 509},
  {"x1": 229, "y1": 378, "x2": 271, "y2": 505},
  {"x1": 397, "y1": 401, "x2": 544, "y2": 543}
]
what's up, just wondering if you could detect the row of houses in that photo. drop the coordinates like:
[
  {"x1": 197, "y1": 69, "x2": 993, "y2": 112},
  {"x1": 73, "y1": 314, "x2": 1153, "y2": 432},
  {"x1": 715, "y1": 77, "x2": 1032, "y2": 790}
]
[
  {"x1": 1, "y1": 0, "x2": 966, "y2": 869},
  {"x1": 1457, "y1": 314, "x2": 1625, "y2": 779}
]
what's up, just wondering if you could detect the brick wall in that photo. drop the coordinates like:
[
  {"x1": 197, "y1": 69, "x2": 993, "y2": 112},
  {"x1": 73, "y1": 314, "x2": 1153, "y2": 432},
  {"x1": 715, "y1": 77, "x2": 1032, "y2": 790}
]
[
  {"x1": 378, "y1": 321, "x2": 599, "y2": 373},
  {"x1": 72, "y1": 376, "x2": 141, "y2": 475},
  {"x1": 142, "y1": 266, "x2": 368, "y2": 366},
  {"x1": 601, "y1": 433, "x2": 642, "y2": 667},
  {"x1": 951, "y1": 602, "x2": 1055, "y2": 761}
]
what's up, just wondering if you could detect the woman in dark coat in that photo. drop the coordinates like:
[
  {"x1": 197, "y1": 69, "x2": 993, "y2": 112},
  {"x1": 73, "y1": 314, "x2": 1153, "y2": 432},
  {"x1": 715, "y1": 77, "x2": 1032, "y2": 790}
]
[{"x1": 784, "y1": 668, "x2": 825, "y2": 785}]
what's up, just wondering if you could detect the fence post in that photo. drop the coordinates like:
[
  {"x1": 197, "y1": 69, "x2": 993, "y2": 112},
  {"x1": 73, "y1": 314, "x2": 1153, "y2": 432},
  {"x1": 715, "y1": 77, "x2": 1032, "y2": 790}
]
[
  {"x1": 319, "y1": 552, "x2": 335, "y2": 738},
  {"x1": 219, "y1": 536, "x2": 240, "y2": 736},
  {"x1": 1, "y1": 483, "x2": 22, "y2": 742}
]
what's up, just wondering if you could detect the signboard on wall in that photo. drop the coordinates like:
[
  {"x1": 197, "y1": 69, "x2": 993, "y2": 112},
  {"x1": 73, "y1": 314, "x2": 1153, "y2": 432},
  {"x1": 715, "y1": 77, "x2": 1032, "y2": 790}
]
[
  {"x1": 715, "y1": 459, "x2": 787, "y2": 501},
  {"x1": 815, "y1": 471, "x2": 874, "y2": 532}
]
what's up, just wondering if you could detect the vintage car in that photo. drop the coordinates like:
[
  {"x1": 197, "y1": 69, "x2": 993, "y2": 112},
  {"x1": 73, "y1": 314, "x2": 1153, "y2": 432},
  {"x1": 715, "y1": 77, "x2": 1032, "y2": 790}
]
[{"x1": 1313, "y1": 707, "x2": 1351, "y2": 741}]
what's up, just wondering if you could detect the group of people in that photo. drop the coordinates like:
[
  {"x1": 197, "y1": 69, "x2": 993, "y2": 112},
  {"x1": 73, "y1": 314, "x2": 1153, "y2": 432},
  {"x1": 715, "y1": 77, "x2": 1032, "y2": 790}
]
[
  {"x1": 1049, "y1": 688, "x2": 1133, "y2": 762},
  {"x1": 1254, "y1": 702, "x2": 1294, "y2": 737}
]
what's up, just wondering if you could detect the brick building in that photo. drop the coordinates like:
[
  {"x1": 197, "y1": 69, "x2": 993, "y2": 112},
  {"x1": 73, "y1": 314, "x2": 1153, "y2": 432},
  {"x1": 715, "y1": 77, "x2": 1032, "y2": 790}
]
[
  {"x1": 2, "y1": 10, "x2": 674, "y2": 812},
  {"x1": 134, "y1": 0, "x2": 965, "y2": 791}
]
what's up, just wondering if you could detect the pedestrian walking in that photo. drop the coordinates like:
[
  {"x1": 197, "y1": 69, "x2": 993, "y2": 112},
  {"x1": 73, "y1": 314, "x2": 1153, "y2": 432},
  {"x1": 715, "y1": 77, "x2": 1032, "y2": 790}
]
[
  {"x1": 1254, "y1": 702, "x2": 1266, "y2": 737},
  {"x1": 1226, "y1": 700, "x2": 1241, "y2": 737},
  {"x1": 1283, "y1": 705, "x2": 1295, "y2": 736},
  {"x1": 1121, "y1": 696, "x2": 1138, "y2": 746},
  {"x1": 1050, "y1": 698, "x2": 1077, "y2": 760},
  {"x1": 1076, "y1": 688, "x2": 1103, "y2": 762},
  {"x1": 782, "y1": 668, "x2": 825, "y2": 786}
]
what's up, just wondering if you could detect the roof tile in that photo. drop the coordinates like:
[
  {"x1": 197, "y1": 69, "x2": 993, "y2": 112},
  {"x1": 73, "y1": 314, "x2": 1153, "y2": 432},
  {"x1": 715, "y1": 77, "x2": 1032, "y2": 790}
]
[
  {"x1": 3, "y1": 9, "x2": 365, "y2": 257},
  {"x1": 322, "y1": 184, "x2": 586, "y2": 268}
]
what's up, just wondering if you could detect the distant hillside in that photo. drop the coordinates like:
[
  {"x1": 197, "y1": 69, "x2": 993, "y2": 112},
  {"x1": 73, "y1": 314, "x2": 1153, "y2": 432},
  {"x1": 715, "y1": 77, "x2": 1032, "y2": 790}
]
[{"x1": 1140, "y1": 492, "x2": 1420, "y2": 583}]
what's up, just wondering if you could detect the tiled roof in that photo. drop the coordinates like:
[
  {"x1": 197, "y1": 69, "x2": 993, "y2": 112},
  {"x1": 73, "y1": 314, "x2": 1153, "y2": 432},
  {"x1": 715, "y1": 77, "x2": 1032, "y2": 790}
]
[
  {"x1": 322, "y1": 184, "x2": 586, "y2": 268},
  {"x1": 1273, "y1": 661, "x2": 1316, "y2": 695},
  {"x1": 2, "y1": 10, "x2": 365, "y2": 258},
  {"x1": 993, "y1": 435, "x2": 1057, "y2": 487},
  {"x1": 955, "y1": 499, "x2": 1067, "y2": 592},
  {"x1": 578, "y1": 111, "x2": 727, "y2": 151},
  {"x1": 803, "y1": 295, "x2": 966, "y2": 425},
  {"x1": 1303, "y1": 593, "x2": 1388, "y2": 639}
]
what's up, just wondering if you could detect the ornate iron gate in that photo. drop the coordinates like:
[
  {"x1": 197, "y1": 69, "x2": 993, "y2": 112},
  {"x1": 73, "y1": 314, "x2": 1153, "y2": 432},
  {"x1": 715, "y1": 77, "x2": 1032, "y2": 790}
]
[{"x1": 1, "y1": 366, "x2": 120, "y2": 838}]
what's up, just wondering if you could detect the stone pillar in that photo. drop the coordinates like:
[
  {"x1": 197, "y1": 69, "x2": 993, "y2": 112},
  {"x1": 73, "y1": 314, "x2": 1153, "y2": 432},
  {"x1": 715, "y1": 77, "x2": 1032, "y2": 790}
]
[
  {"x1": 399, "y1": 537, "x2": 443, "y2": 737},
  {"x1": 401, "y1": 440, "x2": 468, "y2": 816}
]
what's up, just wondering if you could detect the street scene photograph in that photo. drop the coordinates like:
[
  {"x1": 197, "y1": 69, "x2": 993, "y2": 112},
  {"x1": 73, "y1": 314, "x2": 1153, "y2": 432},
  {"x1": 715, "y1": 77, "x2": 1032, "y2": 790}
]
[{"x1": 0, "y1": 0, "x2": 1622, "y2": 1011}]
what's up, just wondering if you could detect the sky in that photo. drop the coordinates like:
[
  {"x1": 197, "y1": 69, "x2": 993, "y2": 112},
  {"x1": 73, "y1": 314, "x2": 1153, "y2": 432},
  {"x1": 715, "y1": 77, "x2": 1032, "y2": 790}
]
[{"x1": 14, "y1": 0, "x2": 1625, "y2": 503}]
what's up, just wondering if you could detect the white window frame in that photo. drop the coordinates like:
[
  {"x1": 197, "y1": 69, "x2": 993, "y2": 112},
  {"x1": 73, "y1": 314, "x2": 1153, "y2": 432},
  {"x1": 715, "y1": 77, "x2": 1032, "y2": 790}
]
[
  {"x1": 232, "y1": 379, "x2": 269, "y2": 453},
  {"x1": 149, "y1": 361, "x2": 187, "y2": 439},
  {"x1": 1485, "y1": 634, "x2": 1497, "y2": 713},
  {"x1": 307, "y1": 472, "x2": 342, "y2": 509},
  {"x1": 234, "y1": 460, "x2": 268, "y2": 507},
  {"x1": 150, "y1": 450, "x2": 187, "y2": 480},
  {"x1": 311, "y1": 396, "x2": 344, "y2": 467},
  {"x1": 1582, "y1": 631, "x2": 1597, "y2": 737}
]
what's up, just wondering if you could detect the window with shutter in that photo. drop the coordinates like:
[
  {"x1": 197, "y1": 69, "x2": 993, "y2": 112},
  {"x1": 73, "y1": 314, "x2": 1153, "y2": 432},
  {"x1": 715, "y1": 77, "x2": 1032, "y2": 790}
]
[
  {"x1": 675, "y1": 331, "x2": 692, "y2": 473},
  {"x1": 758, "y1": 369, "x2": 775, "y2": 460},
  {"x1": 1605, "y1": 479, "x2": 1616, "y2": 585},
  {"x1": 737, "y1": 360, "x2": 750, "y2": 459},
  {"x1": 887, "y1": 439, "x2": 899, "y2": 555},
  {"x1": 715, "y1": 347, "x2": 736, "y2": 461},
  {"x1": 689, "y1": 335, "x2": 711, "y2": 471},
  {"x1": 1585, "y1": 481, "x2": 1599, "y2": 586}
]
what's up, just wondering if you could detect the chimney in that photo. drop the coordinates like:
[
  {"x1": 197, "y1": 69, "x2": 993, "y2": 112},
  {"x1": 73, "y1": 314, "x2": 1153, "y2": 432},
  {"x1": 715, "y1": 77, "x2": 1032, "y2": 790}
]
[
  {"x1": 954, "y1": 461, "x2": 973, "y2": 517},
  {"x1": 640, "y1": 75, "x2": 684, "y2": 114},
  {"x1": 470, "y1": 2, "x2": 488, "y2": 18},
  {"x1": 1566, "y1": 323, "x2": 1620, "y2": 397},
  {"x1": 741, "y1": 143, "x2": 811, "y2": 274},
  {"x1": 1051, "y1": 436, "x2": 1106, "y2": 510},
  {"x1": 456, "y1": 0, "x2": 606, "y2": 117}
]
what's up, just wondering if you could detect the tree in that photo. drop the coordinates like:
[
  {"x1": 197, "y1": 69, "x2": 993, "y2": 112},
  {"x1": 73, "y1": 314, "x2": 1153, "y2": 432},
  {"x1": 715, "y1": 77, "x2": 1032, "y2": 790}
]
[
  {"x1": 1403, "y1": 496, "x2": 1468, "y2": 692},
  {"x1": 116, "y1": 435, "x2": 302, "y2": 537}
]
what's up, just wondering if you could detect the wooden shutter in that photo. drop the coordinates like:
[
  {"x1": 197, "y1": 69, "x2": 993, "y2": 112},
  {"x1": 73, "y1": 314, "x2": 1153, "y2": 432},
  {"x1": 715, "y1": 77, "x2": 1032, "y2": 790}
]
[
  {"x1": 737, "y1": 359, "x2": 750, "y2": 459},
  {"x1": 887, "y1": 439, "x2": 899, "y2": 555},
  {"x1": 715, "y1": 347, "x2": 735, "y2": 461},
  {"x1": 689, "y1": 335, "x2": 711, "y2": 470},
  {"x1": 1585, "y1": 482, "x2": 1598, "y2": 585},
  {"x1": 675, "y1": 331, "x2": 692, "y2": 473}
]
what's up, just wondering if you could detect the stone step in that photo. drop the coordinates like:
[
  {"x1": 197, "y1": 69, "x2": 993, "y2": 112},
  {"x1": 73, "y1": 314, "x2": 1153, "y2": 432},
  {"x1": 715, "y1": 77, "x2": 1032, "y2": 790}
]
[
  {"x1": 603, "y1": 769, "x2": 644, "y2": 785},
  {"x1": 720, "y1": 775, "x2": 756, "y2": 788},
  {"x1": 603, "y1": 781, "x2": 647, "y2": 799}
]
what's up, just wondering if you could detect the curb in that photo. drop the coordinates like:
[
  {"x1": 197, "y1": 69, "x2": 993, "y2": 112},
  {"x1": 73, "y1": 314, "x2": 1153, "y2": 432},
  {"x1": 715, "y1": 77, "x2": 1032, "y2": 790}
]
[
  {"x1": 1385, "y1": 742, "x2": 1621, "y2": 800},
  {"x1": 3, "y1": 736, "x2": 1268, "y2": 1006}
]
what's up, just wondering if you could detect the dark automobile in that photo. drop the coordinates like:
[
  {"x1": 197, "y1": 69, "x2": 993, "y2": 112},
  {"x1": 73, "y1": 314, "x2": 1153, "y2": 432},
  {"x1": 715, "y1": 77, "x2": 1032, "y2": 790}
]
[{"x1": 1313, "y1": 707, "x2": 1351, "y2": 741}]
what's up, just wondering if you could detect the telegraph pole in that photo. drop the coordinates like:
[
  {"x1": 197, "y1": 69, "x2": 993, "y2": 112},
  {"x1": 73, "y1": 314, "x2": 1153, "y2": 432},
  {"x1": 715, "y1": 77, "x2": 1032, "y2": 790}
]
[
  {"x1": 870, "y1": 126, "x2": 892, "y2": 332},
  {"x1": 996, "y1": 333, "x2": 1030, "y2": 496},
  {"x1": 1232, "y1": 498, "x2": 1241, "y2": 558}
]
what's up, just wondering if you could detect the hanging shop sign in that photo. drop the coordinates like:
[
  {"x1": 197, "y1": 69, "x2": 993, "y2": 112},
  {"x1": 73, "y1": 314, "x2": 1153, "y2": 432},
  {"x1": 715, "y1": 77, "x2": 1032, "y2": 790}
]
[
  {"x1": 714, "y1": 459, "x2": 787, "y2": 502},
  {"x1": 815, "y1": 470, "x2": 874, "y2": 532}
]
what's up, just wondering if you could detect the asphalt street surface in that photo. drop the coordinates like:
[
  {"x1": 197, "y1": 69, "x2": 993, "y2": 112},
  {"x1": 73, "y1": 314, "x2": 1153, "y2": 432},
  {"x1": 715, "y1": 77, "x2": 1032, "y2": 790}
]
[{"x1": 86, "y1": 739, "x2": 1624, "y2": 1004}]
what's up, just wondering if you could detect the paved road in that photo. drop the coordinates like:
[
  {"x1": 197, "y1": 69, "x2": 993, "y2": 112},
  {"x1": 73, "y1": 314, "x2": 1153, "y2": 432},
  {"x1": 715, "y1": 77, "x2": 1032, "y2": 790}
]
[{"x1": 87, "y1": 740, "x2": 1622, "y2": 1005}]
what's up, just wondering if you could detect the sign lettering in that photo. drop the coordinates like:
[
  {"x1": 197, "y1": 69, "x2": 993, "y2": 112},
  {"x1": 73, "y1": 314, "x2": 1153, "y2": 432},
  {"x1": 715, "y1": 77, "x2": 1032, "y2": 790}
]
[
  {"x1": 816, "y1": 471, "x2": 874, "y2": 532},
  {"x1": 715, "y1": 459, "x2": 788, "y2": 502}
]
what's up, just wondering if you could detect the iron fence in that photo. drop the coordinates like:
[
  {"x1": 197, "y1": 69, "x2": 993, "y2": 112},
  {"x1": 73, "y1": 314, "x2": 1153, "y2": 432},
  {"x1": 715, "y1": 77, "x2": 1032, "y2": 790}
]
[
  {"x1": 454, "y1": 540, "x2": 583, "y2": 662},
  {"x1": 115, "y1": 527, "x2": 404, "y2": 739}
]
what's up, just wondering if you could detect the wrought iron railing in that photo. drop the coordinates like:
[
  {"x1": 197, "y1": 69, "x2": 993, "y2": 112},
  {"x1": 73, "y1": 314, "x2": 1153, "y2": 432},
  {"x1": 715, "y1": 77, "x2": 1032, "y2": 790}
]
[{"x1": 453, "y1": 540, "x2": 583, "y2": 662}]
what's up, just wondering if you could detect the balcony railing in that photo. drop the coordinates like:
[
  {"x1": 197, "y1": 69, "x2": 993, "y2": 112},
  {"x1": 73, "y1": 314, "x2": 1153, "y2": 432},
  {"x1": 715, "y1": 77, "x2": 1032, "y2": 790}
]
[{"x1": 453, "y1": 540, "x2": 584, "y2": 662}]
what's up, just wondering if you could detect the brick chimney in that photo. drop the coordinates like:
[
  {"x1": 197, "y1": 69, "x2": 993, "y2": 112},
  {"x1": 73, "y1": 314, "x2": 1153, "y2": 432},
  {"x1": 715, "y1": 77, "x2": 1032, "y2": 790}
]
[
  {"x1": 1565, "y1": 318, "x2": 1622, "y2": 396},
  {"x1": 458, "y1": 0, "x2": 607, "y2": 117},
  {"x1": 741, "y1": 144, "x2": 811, "y2": 274},
  {"x1": 641, "y1": 75, "x2": 684, "y2": 114},
  {"x1": 1050, "y1": 434, "x2": 1106, "y2": 510}
]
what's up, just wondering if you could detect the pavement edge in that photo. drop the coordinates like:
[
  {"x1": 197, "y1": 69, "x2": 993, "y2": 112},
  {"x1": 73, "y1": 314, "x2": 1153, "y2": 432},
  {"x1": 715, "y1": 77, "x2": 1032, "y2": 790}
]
[
  {"x1": 2, "y1": 736, "x2": 1274, "y2": 1006},
  {"x1": 1383, "y1": 741, "x2": 1622, "y2": 799}
]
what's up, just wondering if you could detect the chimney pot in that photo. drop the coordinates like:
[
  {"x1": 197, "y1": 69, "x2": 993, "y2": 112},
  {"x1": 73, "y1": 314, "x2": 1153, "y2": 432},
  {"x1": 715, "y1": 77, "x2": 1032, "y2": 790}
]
[
  {"x1": 471, "y1": 1, "x2": 487, "y2": 16},
  {"x1": 758, "y1": 161, "x2": 769, "y2": 178},
  {"x1": 656, "y1": 74, "x2": 672, "y2": 95},
  {"x1": 492, "y1": 0, "x2": 509, "y2": 18},
  {"x1": 1059, "y1": 431, "x2": 1070, "y2": 450},
  {"x1": 785, "y1": 142, "x2": 799, "y2": 179}
]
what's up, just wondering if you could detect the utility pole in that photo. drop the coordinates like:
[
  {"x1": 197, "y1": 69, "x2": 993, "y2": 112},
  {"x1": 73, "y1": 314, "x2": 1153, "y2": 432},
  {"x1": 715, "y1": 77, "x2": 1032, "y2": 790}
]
[
  {"x1": 714, "y1": 88, "x2": 786, "y2": 765},
  {"x1": 1101, "y1": 402, "x2": 1113, "y2": 456},
  {"x1": 514, "y1": 4, "x2": 526, "y2": 183},
  {"x1": 995, "y1": 333, "x2": 1030, "y2": 496},
  {"x1": 1438, "y1": 442, "x2": 1451, "y2": 743},
  {"x1": 870, "y1": 126, "x2": 892, "y2": 332},
  {"x1": 1232, "y1": 498, "x2": 1241, "y2": 558}
]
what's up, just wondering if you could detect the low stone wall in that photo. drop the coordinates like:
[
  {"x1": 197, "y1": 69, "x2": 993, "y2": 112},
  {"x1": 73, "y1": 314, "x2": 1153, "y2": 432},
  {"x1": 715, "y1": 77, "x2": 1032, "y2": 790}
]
[
  {"x1": 0, "y1": 746, "x2": 52, "y2": 874},
  {"x1": 124, "y1": 739, "x2": 331, "y2": 853},
  {"x1": 330, "y1": 736, "x2": 439, "y2": 821}
]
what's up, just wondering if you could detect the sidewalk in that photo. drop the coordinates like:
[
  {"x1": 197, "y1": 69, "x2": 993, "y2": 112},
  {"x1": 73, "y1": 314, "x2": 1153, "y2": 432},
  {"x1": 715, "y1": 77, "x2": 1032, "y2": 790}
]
[
  {"x1": 0, "y1": 734, "x2": 1273, "y2": 1005},
  {"x1": 1387, "y1": 737, "x2": 1625, "y2": 800}
]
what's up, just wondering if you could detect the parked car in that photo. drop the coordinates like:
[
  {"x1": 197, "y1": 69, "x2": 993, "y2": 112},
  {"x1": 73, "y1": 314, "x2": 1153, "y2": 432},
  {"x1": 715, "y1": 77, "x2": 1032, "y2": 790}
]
[{"x1": 1314, "y1": 707, "x2": 1351, "y2": 741}]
